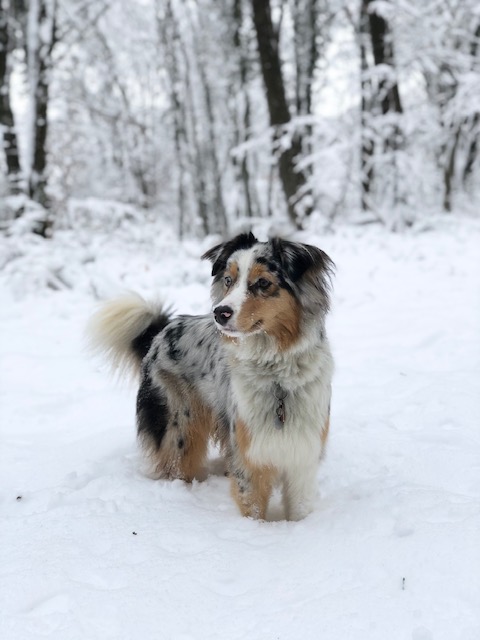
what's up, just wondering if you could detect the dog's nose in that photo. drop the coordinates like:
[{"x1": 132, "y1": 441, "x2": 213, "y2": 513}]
[{"x1": 214, "y1": 305, "x2": 234, "y2": 326}]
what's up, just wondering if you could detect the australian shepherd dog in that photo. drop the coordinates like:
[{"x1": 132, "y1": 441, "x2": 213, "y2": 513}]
[{"x1": 89, "y1": 232, "x2": 334, "y2": 521}]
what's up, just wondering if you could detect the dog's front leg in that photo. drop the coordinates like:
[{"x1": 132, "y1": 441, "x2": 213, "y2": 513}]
[
  {"x1": 230, "y1": 466, "x2": 274, "y2": 520},
  {"x1": 282, "y1": 463, "x2": 318, "y2": 521}
]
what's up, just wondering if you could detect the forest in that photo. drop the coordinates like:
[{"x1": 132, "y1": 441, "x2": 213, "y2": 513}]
[{"x1": 0, "y1": 0, "x2": 479, "y2": 239}]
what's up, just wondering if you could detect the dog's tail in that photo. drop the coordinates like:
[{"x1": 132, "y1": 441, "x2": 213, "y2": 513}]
[{"x1": 87, "y1": 293, "x2": 171, "y2": 377}]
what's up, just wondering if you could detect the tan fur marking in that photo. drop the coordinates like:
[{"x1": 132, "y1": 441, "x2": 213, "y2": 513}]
[
  {"x1": 236, "y1": 274, "x2": 301, "y2": 351},
  {"x1": 142, "y1": 376, "x2": 213, "y2": 482},
  {"x1": 225, "y1": 261, "x2": 238, "y2": 285},
  {"x1": 248, "y1": 263, "x2": 271, "y2": 282},
  {"x1": 179, "y1": 396, "x2": 213, "y2": 481},
  {"x1": 235, "y1": 419, "x2": 252, "y2": 458},
  {"x1": 231, "y1": 420, "x2": 277, "y2": 519}
]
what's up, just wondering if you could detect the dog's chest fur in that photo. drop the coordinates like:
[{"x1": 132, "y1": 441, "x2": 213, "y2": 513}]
[{"x1": 227, "y1": 334, "x2": 333, "y2": 469}]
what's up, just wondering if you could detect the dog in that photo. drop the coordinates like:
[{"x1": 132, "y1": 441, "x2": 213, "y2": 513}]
[{"x1": 88, "y1": 232, "x2": 334, "y2": 520}]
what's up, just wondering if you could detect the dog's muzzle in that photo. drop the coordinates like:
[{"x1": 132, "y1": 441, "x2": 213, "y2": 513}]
[{"x1": 214, "y1": 305, "x2": 234, "y2": 327}]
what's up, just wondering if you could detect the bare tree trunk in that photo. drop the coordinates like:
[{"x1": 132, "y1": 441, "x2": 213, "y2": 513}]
[
  {"x1": 0, "y1": 2, "x2": 22, "y2": 192},
  {"x1": 366, "y1": 1, "x2": 403, "y2": 119},
  {"x1": 359, "y1": 1, "x2": 373, "y2": 212},
  {"x1": 291, "y1": 0, "x2": 322, "y2": 187},
  {"x1": 462, "y1": 23, "x2": 480, "y2": 185},
  {"x1": 292, "y1": 0, "x2": 319, "y2": 120},
  {"x1": 196, "y1": 53, "x2": 228, "y2": 235},
  {"x1": 186, "y1": 4, "x2": 229, "y2": 235},
  {"x1": 27, "y1": 0, "x2": 57, "y2": 235},
  {"x1": 157, "y1": 0, "x2": 189, "y2": 238},
  {"x1": 161, "y1": 0, "x2": 228, "y2": 237},
  {"x1": 463, "y1": 112, "x2": 479, "y2": 184},
  {"x1": 360, "y1": 0, "x2": 403, "y2": 212},
  {"x1": 251, "y1": 0, "x2": 312, "y2": 228},
  {"x1": 179, "y1": 38, "x2": 209, "y2": 236},
  {"x1": 232, "y1": 0, "x2": 256, "y2": 219},
  {"x1": 443, "y1": 127, "x2": 461, "y2": 212}
]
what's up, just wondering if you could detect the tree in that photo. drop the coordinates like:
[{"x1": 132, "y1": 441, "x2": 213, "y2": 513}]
[
  {"x1": 427, "y1": 11, "x2": 479, "y2": 210},
  {"x1": 359, "y1": 0, "x2": 403, "y2": 213},
  {"x1": 230, "y1": 0, "x2": 258, "y2": 220},
  {"x1": 27, "y1": 0, "x2": 56, "y2": 207},
  {"x1": 155, "y1": 0, "x2": 231, "y2": 236},
  {"x1": 250, "y1": 0, "x2": 313, "y2": 228},
  {"x1": 0, "y1": 0, "x2": 22, "y2": 193}
]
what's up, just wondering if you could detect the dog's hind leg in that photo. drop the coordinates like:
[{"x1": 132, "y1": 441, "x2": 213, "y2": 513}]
[{"x1": 137, "y1": 370, "x2": 212, "y2": 482}]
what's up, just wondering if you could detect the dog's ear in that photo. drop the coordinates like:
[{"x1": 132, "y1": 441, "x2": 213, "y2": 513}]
[
  {"x1": 202, "y1": 232, "x2": 258, "y2": 277},
  {"x1": 270, "y1": 238, "x2": 334, "y2": 285}
]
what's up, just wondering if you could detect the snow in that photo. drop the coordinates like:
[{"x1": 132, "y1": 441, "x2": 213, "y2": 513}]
[{"x1": 1, "y1": 216, "x2": 480, "y2": 640}]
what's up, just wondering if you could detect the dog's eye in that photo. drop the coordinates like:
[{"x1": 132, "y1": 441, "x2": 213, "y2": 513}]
[
  {"x1": 257, "y1": 278, "x2": 271, "y2": 290},
  {"x1": 224, "y1": 275, "x2": 232, "y2": 287}
]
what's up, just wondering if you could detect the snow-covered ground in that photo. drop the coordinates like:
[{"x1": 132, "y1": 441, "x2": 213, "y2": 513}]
[{"x1": 1, "y1": 216, "x2": 479, "y2": 640}]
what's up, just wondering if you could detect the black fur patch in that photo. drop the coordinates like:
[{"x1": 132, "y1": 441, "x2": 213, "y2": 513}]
[
  {"x1": 131, "y1": 313, "x2": 171, "y2": 362},
  {"x1": 232, "y1": 467, "x2": 249, "y2": 494},
  {"x1": 164, "y1": 321, "x2": 185, "y2": 362},
  {"x1": 269, "y1": 238, "x2": 334, "y2": 284},
  {"x1": 202, "y1": 232, "x2": 258, "y2": 277},
  {"x1": 136, "y1": 373, "x2": 169, "y2": 450},
  {"x1": 255, "y1": 254, "x2": 294, "y2": 294}
]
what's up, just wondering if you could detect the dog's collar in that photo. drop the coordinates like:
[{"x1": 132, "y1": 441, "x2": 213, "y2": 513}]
[{"x1": 273, "y1": 383, "x2": 287, "y2": 429}]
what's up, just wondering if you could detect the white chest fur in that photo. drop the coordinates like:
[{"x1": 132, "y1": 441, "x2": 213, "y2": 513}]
[{"x1": 230, "y1": 336, "x2": 333, "y2": 470}]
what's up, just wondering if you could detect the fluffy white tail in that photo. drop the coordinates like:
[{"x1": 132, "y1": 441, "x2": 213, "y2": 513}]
[{"x1": 87, "y1": 293, "x2": 171, "y2": 376}]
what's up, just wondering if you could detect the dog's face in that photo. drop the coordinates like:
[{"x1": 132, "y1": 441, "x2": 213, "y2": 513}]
[{"x1": 202, "y1": 233, "x2": 334, "y2": 350}]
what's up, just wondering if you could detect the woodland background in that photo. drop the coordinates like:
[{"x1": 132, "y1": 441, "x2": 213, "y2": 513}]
[{"x1": 1, "y1": 0, "x2": 479, "y2": 240}]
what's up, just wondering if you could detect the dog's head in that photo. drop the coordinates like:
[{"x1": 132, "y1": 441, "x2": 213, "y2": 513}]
[{"x1": 202, "y1": 233, "x2": 334, "y2": 350}]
